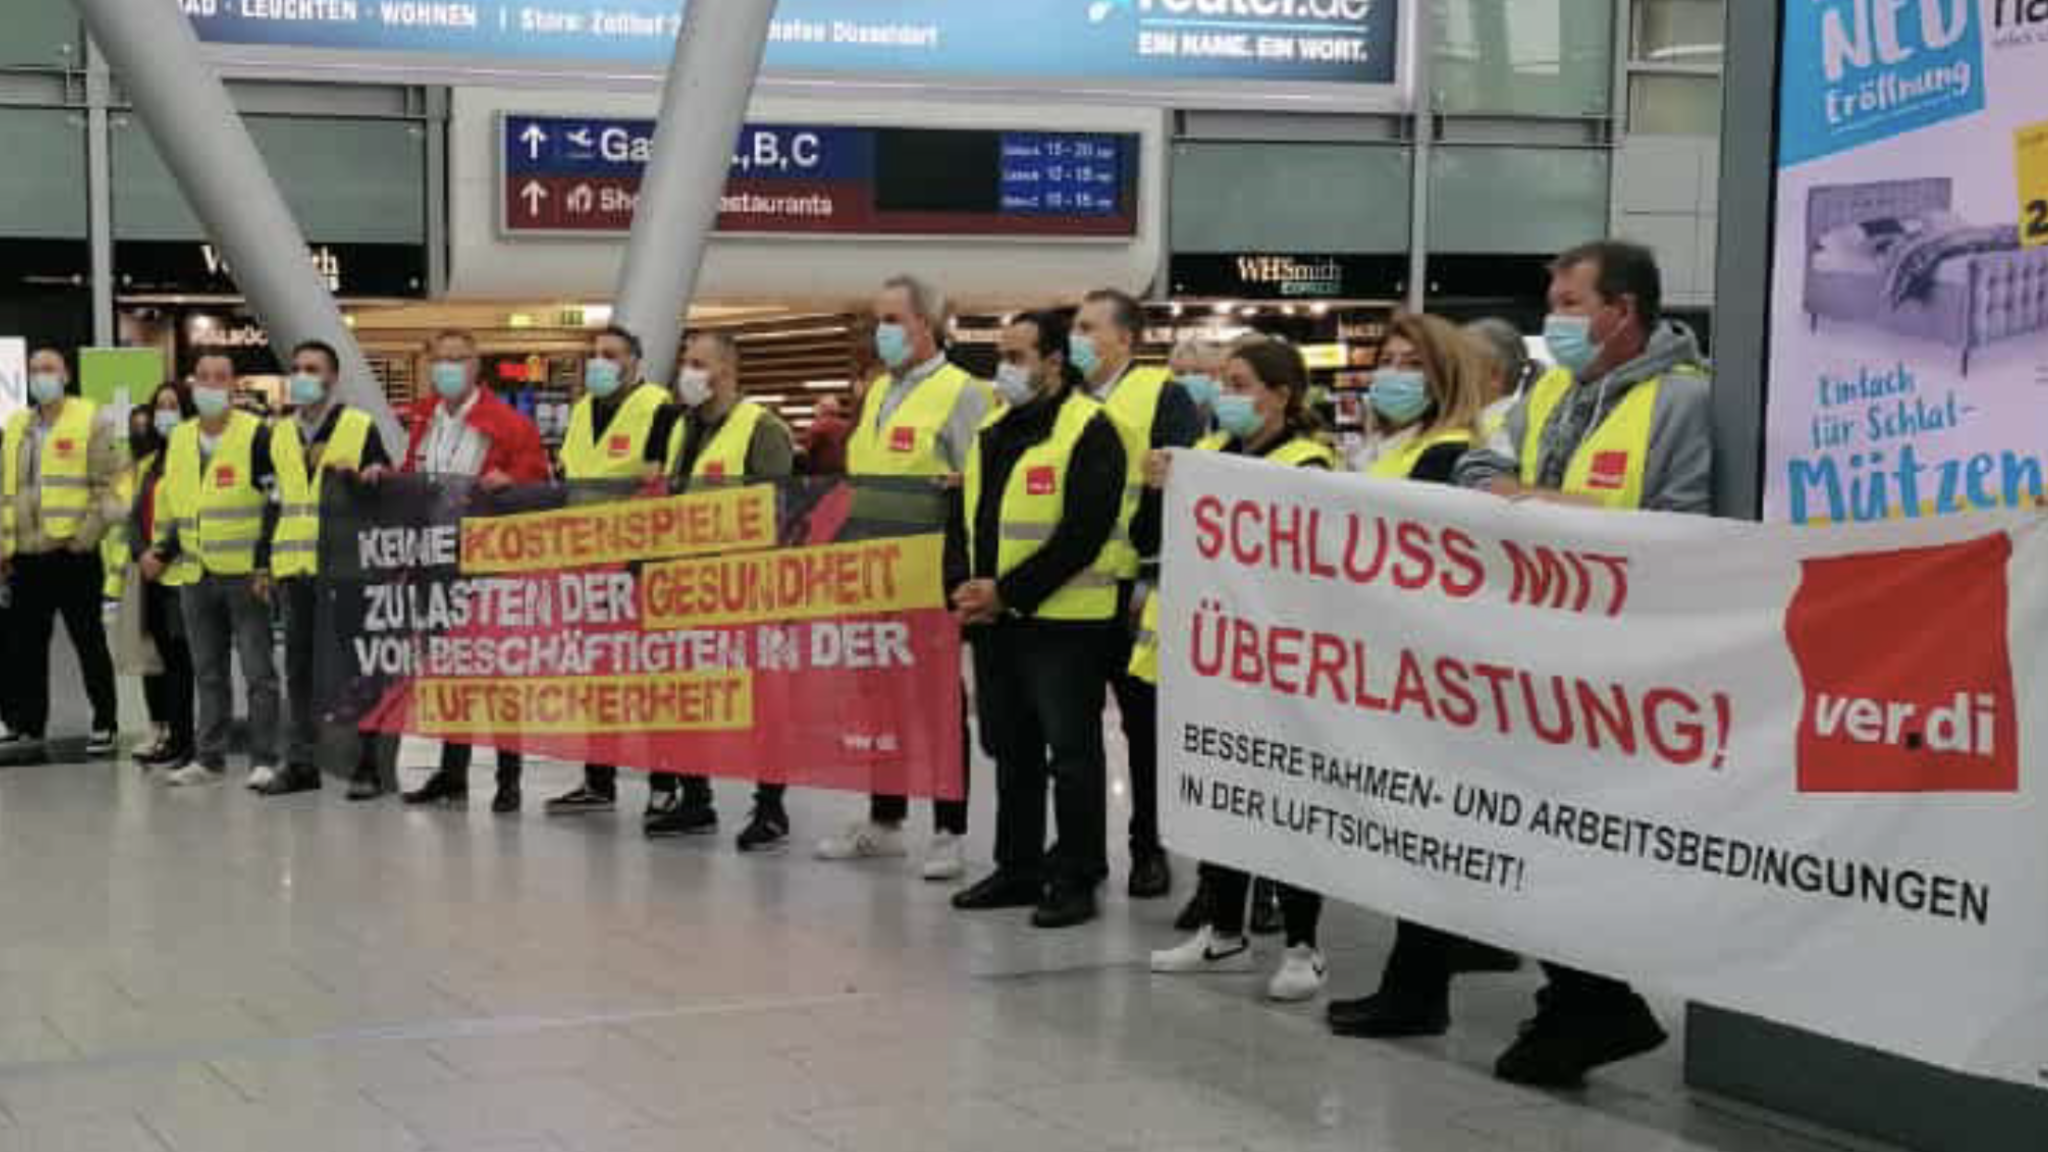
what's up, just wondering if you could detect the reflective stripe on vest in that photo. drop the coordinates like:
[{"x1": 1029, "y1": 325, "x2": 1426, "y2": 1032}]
[
  {"x1": 1128, "y1": 432, "x2": 1332, "y2": 683},
  {"x1": 1366, "y1": 428, "x2": 1473, "y2": 480},
  {"x1": 1518, "y1": 366, "x2": 1666, "y2": 510},
  {"x1": 1095, "y1": 365, "x2": 1171, "y2": 580},
  {"x1": 2, "y1": 399, "x2": 99, "y2": 552},
  {"x1": 560, "y1": 384, "x2": 667, "y2": 481},
  {"x1": 963, "y1": 392, "x2": 1119, "y2": 623},
  {"x1": 270, "y1": 407, "x2": 373, "y2": 578},
  {"x1": 164, "y1": 411, "x2": 266, "y2": 576}
]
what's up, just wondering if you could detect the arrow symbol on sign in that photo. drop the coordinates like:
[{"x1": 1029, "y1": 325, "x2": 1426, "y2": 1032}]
[
  {"x1": 519, "y1": 180, "x2": 548, "y2": 216},
  {"x1": 519, "y1": 122, "x2": 547, "y2": 159}
]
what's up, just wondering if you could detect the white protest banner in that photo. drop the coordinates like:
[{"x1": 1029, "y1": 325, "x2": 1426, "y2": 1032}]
[{"x1": 1159, "y1": 451, "x2": 2048, "y2": 1088}]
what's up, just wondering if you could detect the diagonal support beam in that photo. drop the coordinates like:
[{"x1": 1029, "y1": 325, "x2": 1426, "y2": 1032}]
[
  {"x1": 613, "y1": 0, "x2": 777, "y2": 386},
  {"x1": 73, "y1": 1, "x2": 401, "y2": 453}
]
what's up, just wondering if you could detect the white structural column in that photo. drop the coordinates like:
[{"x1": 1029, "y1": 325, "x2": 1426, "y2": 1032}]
[
  {"x1": 613, "y1": 0, "x2": 778, "y2": 385},
  {"x1": 72, "y1": 0, "x2": 400, "y2": 451},
  {"x1": 1405, "y1": 0, "x2": 1436, "y2": 313}
]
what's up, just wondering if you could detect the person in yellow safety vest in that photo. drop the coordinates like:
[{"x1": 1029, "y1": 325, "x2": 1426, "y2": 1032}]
[
  {"x1": 948, "y1": 309, "x2": 1127, "y2": 930},
  {"x1": 1134, "y1": 339, "x2": 1336, "y2": 1002},
  {"x1": 126, "y1": 384, "x2": 199, "y2": 773},
  {"x1": 258, "y1": 340, "x2": 392, "y2": 799},
  {"x1": 1317, "y1": 313, "x2": 1528, "y2": 1036},
  {"x1": 815, "y1": 273, "x2": 994, "y2": 882},
  {"x1": 1429, "y1": 240, "x2": 1713, "y2": 1090},
  {"x1": 1071, "y1": 288, "x2": 1205, "y2": 903},
  {"x1": 533, "y1": 324, "x2": 682, "y2": 823},
  {"x1": 643, "y1": 329, "x2": 800, "y2": 849},
  {"x1": 140, "y1": 353, "x2": 282, "y2": 789},
  {"x1": 1, "y1": 347, "x2": 124, "y2": 760}
]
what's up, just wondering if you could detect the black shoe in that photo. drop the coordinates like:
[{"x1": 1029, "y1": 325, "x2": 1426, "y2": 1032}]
[
  {"x1": 1249, "y1": 878, "x2": 1284, "y2": 936},
  {"x1": 1449, "y1": 940, "x2": 1523, "y2": 976},
  {"x1": 347, "y1": 774, "x2": 384, "y2": 802},
  {"x1": 546, "y1": 785, "x2": 616, "y2": 815},
  {"x1": 1327, "y1": 990, "x2": 1452, "y2": 1039},
  {"x1": 736, "y1": 806, "x2": 790, "y2": 853},
  {"x1": 646, "y1": 800, "x2": 719, "y2": 838},
  {"x1": 404, "y1": 772, "x2": 468, "y2": 807},
  {"x1": 1173, "y1": 878, "x2": 1214, "y2": 932},
  {"x1": 1127, "y1": 849, "x2": 1173, "y2": 900},
  {"x1": 951, "y1": 871, "x2": 1044, "y2": 911},
  {"x1": 643, "y1": 789, "x2": 684, "y2": 823},
  {"x1": 141, "y1": 744, "x2": 193, "y2": 771},
  {"x1": 0, "y1": 733, "x2": 46, "y2": 763},
  {"x1": 1031, "y1": 884, "x2": 1099, "y2": 929},
  {"x1": 257, "y1": 768, "x2": 323, "y2": 797},
  {"x1": 491, "y1": 785, "x2": 522, "y2": 815},
  {"x1": 1494, "y1": 994, "x2": 1668, "y2": 1089},
  {"x1": 85, "y1": 729, "x2": 118, "y2": 758}
]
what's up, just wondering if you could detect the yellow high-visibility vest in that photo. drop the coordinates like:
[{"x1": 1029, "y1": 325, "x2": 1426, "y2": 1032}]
[
  {"x1": 962, "y1": 391, "x2": 1121, "y2": 623},
  {"x1": 1518, "y1": 366, "x2": 1695, "y2": 511},
  {"x1": 847, "y1": 364, "x2": 985, "y2": 478},
  {"x1": 270, "y1": 407, "x2": 373, "y2": 578},
  {"x1": 560, "y1": 383, "x2": 667, "y2": 481},
  {"x1": 1094, "y1": 365, "x2": 1172, "y2": 581},
  {"x1": 2, "y1": 398, "x2": 99, "y2": 555},
  {"x1": 665, "y1": 399, "x2": 768, "y2": 481},
  {"x1": 1366, "y1": 427, "x2": 1474, "y2": 480},
  {"x1": 100, "y1": 452, "x2": 151, "y2": 598},
  {"x1": 161, "y1": 411, "x2": 267, "y2": 577},
  {"x1": 1129, "y1": 432, "x2": 1333, "y2": 684}
]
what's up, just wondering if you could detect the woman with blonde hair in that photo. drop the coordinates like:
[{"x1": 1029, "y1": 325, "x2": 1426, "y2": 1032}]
[
  {"x1": 1328, "y1": 312, "x2": 1523, "y2": 1037},
  {"x1": 1354, "y1": 311, "x2": 1492, "y2": 482}
]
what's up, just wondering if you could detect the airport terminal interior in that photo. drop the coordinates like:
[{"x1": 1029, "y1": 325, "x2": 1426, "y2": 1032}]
[{"x1": 1, "y1": 1, "x2": 2043, "y2": 1150}]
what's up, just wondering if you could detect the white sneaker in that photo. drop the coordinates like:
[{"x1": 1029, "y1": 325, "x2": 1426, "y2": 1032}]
[
  {"x1": 1266, "y1": 945, "x2": 1328, "y2": 1002},
  {"x1": 1150, "y1": 926, "x2": 1255, "y2": 974},
  {"x1": 167, "y1": 762, "x2": 221, "y2": 788},
  {"x1": 920, "y1": 832, "x2": 965, "y2": 882},
  {"x1": 246, "y1": 764, "x2": 278, "y2": 791},
  {"x1": 814, "y1": 822, "x2": 907, "y2": 861}
]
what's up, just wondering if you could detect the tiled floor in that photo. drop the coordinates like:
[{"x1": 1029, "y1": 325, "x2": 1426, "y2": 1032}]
[{"x1": 0, "y1": 677, "x2": 1870, "y2": 1150}]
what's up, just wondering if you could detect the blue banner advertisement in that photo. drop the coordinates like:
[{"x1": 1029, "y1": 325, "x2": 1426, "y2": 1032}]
[
  {"x1": 1765, "y1": 0, "x2": 2048, "y2": 525},
  {"x1": 184, "y1": 0, "x2": 1402, "y2": 91}
]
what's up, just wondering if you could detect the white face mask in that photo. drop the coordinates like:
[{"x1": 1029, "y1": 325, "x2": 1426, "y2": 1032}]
[
  {"x1": 994, "y1": 362, "x2": 1036, "y2": 407},
  {"x1": 675, "y1": 367, "x2": 714, "y2": 408}
]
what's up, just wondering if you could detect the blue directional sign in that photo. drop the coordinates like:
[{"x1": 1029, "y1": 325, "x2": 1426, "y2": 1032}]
[{"x1": 503, "y1": 116, "x2": 875, "y2": 182}]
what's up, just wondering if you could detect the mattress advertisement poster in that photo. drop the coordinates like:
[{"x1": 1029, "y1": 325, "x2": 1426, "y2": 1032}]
[
  {"x1": 181, "y1": 1, "x2": 1403, "y2": 97},
  {"x1": 1765, "y1": 0, "x2": 2048, "y2": 525}
]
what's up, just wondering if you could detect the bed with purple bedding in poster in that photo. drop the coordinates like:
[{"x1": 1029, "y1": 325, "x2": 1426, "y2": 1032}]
[{"x1": 1802, "y1": 178, "x2": 2048, "y2": 376}]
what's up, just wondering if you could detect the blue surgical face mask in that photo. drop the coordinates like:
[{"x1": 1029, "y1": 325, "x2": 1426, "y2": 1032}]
[
  {"x1": 1067, "y1": 333, "x2": 1102, "y2": 380},
  {"x1": 289, "y1": 373, "x2": 326, "y2": 407},
  {"x1": 1544, "y1": 313, "x2": 1601, "y2": 376},
  {"x1": 192, "y1": 387, "x2": 231, "y2": 420},
  {"x1": 584, "y1": 357, "x2": 623, "y2": 398},
  {"x1": 1370, "y1": 369, "x2": 1432, "y2": 426},
  {"x1": 994, "y1": 362, "x2": 1036, "y2": 407},
  {"x1": 875, "y1": 323, "x2": 913, "y2": 369},
  {"x1": 28, "y1": 373, "x2": 65, "y2": 406},
  {"x1": 431, "y1": 361, "x2": 470, "y2": 401},
  {"x1": 1213, "y1": 394, "x2": 1261, "y2": 440},
  {"x1": 1176, "y1": 373, "x2": 1220, "y2": 410},
  {"x1": 153, "y1": 409, "x2": 182, "y2": 438}
]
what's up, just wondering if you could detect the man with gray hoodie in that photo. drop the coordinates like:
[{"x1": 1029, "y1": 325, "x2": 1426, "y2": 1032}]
[{"x1": 1327, "y1": 240, "x2": 1711, "y2": 1090}]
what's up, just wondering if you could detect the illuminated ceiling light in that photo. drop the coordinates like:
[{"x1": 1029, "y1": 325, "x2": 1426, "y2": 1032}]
[
  {"x1": 507, "y1": 313, "x2": 537, "y2": 329},
  {"x1": 1312, "y1": 303, "x2": 1330, "y2": 316}
]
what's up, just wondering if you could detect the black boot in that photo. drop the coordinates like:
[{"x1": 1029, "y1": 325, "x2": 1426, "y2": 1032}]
[
  {"x1": 1249, "y1": 878, "x2": 1284, "y2": 936},
  {"x1": 404, "y1": 771, "x2": 468, "y2": 807},
  {"x1": 1127, "y1": 848, "x2": 1172, "y2": 900}
]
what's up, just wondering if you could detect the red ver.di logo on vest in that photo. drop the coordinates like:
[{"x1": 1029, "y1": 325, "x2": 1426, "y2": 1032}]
[
  {"x1": 1586, "y1": 451, "x2": 1630, "y2": 491},
  {"x1": 890, "y1": 426, "x2": 917, "y2": 453},
  {"x1": 1026, "y1": 465, "x2": 1057, "y2": 496},
  {"x1": 215, "y1": 466, "x2": 237, "y2": 489},
  {"x1": 608, "y1": 434, "x2": 631, "y2": 457}
]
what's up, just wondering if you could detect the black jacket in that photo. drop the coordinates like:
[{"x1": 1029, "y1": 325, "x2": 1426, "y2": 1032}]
[{"x1": 945, "y1": 386, "x2": 1126, "y2": 622}]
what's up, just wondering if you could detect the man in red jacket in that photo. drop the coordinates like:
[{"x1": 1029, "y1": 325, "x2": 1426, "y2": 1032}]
[{"x1": 377, "y1": 328, "x2": 550, "y2": 811}]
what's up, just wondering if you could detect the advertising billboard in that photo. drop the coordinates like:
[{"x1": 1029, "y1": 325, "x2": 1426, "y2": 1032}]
[
  {"x1": 185, "y1": 0, "x2": 1408, "y2": 109},
  {"x1": 1764, "y1": 0, "x2": 2048, "y2": 525}
]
